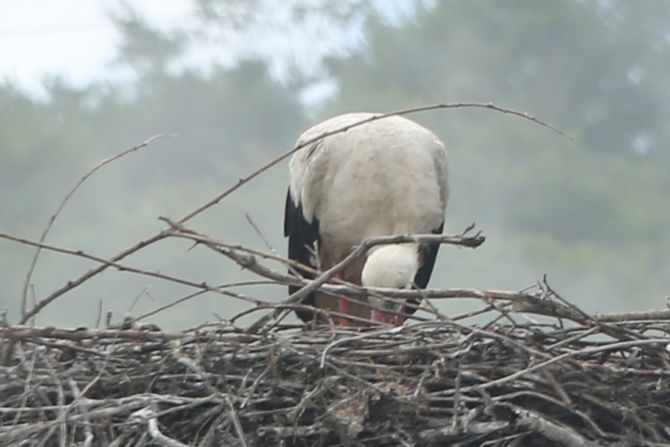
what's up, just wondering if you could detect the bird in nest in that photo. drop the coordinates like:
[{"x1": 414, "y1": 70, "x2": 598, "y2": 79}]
[{"x1": 285, "y1": 113, "x2": 448, "y2": 326}]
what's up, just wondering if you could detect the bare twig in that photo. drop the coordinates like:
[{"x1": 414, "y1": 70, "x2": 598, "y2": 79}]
[
  {"x1": 20, "y1": 134, "x2": 173, "y2": 320},
  {"x1": 68, "y1": 378, "x2": 94, "y2": 447},
  {"x1": 12, "y1": 102, "x2": 563, "y2": 325},
  {"x1": 514, "y1": 407, "x2": 595, "y2": 447},
  {"x1": 246, "y1": 229, "x2": 486, "y2": 331},
  {"x1": 5, "y1": 230, "x2": 669, "y2": 330},
  {"x1": 0, "y1": 232, "x2": 269, "y2": 308},
  {"x1": 454, "y1": 338, "x2": 670, "y2": 395},
  {"x1": 132, "y1": 406, "x2": 193, "y2": 447}
]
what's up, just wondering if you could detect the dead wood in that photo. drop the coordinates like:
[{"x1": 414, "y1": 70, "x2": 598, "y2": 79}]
[{"x1": 2, "y1": 309, "x2": 670, "y2": 446}]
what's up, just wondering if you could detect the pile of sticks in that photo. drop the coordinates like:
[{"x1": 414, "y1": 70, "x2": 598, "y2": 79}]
[
  {"x1": 2, "y1": 106, "x2": 669, "y2": 445},
  {"x1": 2, "y1": 305, "x2": 670, "y2": 446}
]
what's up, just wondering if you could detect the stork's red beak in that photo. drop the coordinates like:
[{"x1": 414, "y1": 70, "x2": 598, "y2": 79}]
[{"x1": 371, "y1": 309, "x2": 405, "y2": 326}]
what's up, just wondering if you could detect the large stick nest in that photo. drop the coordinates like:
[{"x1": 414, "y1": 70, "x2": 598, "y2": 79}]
[
  {"x1": 1, "y1": 109, "x2": 668, "y2": 446},
  {"x1": 2, "y1": 313, "x2": 670, "y2": 446}
]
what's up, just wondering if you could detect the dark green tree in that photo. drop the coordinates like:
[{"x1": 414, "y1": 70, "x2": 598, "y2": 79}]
[{"x1": 319, "y1": 0, "x2": 670, "y2": 310}]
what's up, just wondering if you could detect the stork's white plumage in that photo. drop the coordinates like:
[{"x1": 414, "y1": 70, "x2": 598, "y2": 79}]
[{"x1": 285, "y1": 113, "x2": 448, "y2": 325}]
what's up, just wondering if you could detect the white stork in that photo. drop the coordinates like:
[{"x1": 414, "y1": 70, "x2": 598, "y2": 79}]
[{"x1": 285, "y1": 113, "x2": 449, "y2": 325}]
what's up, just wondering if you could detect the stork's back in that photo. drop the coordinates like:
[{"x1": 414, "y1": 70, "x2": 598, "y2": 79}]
[{"x1": 291, "y1": 113, "x2": 448, "y2": 251}]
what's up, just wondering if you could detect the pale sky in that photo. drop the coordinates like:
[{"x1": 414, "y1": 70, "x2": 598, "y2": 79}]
[
  {"x1": 0, "y1": 0, "x2": 195, "y2": 96},
  {"x1": 0, "y1": 0, "x2": 418, "y2": 102}
]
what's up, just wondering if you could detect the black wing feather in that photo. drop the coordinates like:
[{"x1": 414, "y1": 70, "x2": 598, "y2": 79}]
[
  {"x1": 404, "y1": 222, "x2": 444, "y2": 315},
  {"x1": 284, "y1": 189, "x2": 320, "y2": 322}
]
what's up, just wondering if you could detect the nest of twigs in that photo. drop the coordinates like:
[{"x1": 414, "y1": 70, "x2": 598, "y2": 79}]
[
  {"x1": 2, "y1": 308, "x2": 670, "y2": 446},
  {"x1": 1, "y1": 108, "x2": 669, "y2": 446}
]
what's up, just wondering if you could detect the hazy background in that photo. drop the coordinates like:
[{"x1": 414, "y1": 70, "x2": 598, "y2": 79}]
[{"x1": 1, "y1": 0, "x2": 668, "y2": 329}]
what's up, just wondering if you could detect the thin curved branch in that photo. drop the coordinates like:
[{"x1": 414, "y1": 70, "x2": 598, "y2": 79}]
[
  {"x1": 20, "y1": 135, "x2": 173, "y2": 319},
  {"x1": 17, "y1": 102, "x2": 564, "y2": 324}
]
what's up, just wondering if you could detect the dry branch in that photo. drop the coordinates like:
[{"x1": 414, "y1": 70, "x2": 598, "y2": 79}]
[
  {"x1": 11, "y1": 102, "x2": 565, "y2": 325},
  {"x1": 2, "y1": 229, "x2": 666, "y2": 329},
  {"x1": 20, "y1": 135, "x2": 173, "y2": 320}
]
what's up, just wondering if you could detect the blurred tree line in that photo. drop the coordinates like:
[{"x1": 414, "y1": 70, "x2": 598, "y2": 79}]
[{"x1": 1, "y1": 0, "x2": 668, "y2": 328}]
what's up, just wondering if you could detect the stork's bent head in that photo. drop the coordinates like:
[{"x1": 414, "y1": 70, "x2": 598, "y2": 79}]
[{"x1": 361, "y1": 244, "x2": 419, "y2": 325}]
